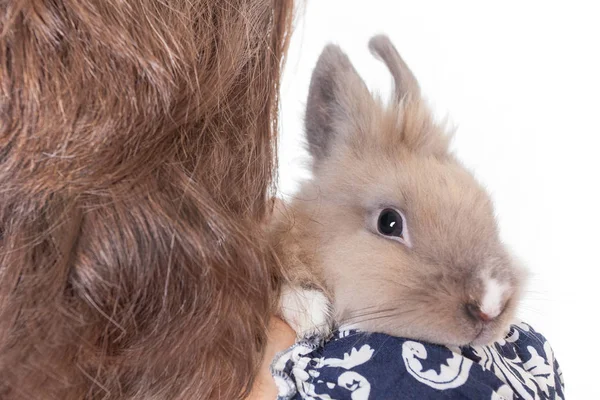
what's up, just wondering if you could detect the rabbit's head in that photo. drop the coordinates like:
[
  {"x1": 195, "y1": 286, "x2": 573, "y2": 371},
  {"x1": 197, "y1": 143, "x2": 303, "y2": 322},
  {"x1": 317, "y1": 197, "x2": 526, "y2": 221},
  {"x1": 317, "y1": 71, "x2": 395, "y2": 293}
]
[{"x1": 299, "y1": 35, "x2": 525, "y2": 346}]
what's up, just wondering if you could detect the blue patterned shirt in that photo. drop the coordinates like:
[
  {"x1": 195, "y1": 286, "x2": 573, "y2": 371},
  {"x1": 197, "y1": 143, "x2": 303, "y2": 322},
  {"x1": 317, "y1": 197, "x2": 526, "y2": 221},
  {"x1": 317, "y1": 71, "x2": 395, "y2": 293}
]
[{"x1": 271, "y1": 322, "x2": 563, "y2": 399}]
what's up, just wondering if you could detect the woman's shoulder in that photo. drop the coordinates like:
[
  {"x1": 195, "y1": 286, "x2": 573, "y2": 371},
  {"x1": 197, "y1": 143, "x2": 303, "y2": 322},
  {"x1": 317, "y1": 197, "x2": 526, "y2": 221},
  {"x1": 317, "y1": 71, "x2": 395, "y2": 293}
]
[{"x1": 271, "y1": 322, "x2": 564, "y2": 399}]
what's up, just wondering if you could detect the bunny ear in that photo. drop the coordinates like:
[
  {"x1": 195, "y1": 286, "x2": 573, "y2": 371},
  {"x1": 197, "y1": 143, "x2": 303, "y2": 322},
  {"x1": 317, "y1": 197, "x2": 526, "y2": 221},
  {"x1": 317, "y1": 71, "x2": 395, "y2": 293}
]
[
  {"x1": 369, "y1": 35, "x2": 450, "y2": 156},
  {"x1": 305, "y1": 44, "x2": 373, "y2": 162},
  {"x1": 368, "y1": 35, "x2": 420, "y2": 102}
]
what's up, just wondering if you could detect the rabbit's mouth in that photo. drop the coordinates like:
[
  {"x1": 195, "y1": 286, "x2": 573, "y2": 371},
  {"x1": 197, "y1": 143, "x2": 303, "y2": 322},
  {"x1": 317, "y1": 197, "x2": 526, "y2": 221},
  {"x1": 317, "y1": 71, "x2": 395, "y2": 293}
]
[
  {"x1": 466, "y1": 300, "x2": 515, "y2": 346},
  {"x1": 470, "y1": 325, "x2": 487, "y2": 345},
  {"x1": 468, "y1": 320, "x2": 512, "y2": 346}
]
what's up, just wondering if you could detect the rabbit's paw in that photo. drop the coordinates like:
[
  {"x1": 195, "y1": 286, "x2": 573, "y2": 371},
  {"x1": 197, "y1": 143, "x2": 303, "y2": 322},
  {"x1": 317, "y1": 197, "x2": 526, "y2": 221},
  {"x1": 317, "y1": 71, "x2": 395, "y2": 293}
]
[{"x1": 280, "y1": 285, "x2": 332, "y2": 340}]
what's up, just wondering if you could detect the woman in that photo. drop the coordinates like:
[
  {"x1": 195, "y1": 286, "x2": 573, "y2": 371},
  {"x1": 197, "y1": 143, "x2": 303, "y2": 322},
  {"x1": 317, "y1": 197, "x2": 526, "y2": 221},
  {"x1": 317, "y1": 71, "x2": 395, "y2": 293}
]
[
  {"x1": 1, "y1": 1, "x2": 564, "y2": 399},
  {"x1": 0, "y1": 0, "x2": 292, "y2": 398}
]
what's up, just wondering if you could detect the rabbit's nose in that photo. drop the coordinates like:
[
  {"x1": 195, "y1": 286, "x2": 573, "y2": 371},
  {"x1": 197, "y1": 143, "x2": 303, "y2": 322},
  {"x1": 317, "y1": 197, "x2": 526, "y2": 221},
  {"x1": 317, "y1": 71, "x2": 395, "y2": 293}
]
[{"x1": 465, "y1": 303, "x2": 494, "y2": 322}]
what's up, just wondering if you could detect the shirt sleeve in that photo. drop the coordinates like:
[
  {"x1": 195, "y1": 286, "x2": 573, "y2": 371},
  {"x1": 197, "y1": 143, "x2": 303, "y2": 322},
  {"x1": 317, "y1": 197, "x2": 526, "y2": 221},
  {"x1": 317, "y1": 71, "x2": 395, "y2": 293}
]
[{"x1": 270, "y1": 322, "x2": 564, "y2": 400}]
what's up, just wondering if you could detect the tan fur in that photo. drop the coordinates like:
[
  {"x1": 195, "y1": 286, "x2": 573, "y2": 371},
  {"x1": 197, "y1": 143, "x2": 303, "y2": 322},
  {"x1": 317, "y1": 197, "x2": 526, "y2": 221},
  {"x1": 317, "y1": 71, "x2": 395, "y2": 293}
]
[{"x1": 271, "y1": 35, "x2": 525, "y2": 346}]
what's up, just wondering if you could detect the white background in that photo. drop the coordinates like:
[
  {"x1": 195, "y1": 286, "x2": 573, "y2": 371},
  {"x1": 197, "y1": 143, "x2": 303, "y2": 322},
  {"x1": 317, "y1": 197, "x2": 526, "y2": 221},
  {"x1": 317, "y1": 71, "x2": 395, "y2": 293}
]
[{"x1": 278, "y1": 1, "x2": 600, "y2": 397}]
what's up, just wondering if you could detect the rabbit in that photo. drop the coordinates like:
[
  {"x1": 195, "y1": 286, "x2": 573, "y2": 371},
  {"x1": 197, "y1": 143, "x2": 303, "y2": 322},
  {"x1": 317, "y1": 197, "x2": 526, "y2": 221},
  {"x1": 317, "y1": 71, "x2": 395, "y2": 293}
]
[{"x1": 271, "y1": 35, "x2": 526, "y2": 347}]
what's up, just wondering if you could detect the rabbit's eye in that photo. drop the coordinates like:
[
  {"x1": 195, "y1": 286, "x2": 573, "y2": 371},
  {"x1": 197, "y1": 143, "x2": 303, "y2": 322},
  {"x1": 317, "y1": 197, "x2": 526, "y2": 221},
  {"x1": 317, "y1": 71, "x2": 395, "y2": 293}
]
[
  {"x1": 373, "y1": 208, "x2": 411, "y2": 247},
  {"x1": 378, "y1": 209, "x2": 403, "y2": 237}
]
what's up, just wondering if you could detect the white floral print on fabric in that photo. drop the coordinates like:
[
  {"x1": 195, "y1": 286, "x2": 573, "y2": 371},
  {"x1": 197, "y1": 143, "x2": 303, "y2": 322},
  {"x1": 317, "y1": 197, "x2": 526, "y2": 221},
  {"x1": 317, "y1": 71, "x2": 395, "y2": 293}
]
[
  {"x1": 271, "y1": 335, "x2": 375, "y2": 400},
  {"x1": 271, "y1": 323, "x2": 564, "y2": 399},
  {"x1": 465, "y1": 324, "x2": 564, "y2": 400},
  {"x1": 402, "y1": 340, "x2": 472, "y2": 390}
]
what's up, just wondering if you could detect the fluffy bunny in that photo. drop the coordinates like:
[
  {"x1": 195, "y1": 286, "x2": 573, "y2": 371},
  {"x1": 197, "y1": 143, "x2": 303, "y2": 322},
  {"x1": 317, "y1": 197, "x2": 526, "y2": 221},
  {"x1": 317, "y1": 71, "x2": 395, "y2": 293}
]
[{"x1": 271, "y1": 35, "x2": 526, "y2": 346}]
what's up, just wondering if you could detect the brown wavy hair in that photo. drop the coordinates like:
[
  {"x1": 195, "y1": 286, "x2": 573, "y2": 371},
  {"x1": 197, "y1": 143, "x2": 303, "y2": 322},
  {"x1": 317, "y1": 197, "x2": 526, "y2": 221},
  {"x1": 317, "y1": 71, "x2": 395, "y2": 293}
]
[{"x1": 0, "y1": 0, "x2": 293, "y2": 398}]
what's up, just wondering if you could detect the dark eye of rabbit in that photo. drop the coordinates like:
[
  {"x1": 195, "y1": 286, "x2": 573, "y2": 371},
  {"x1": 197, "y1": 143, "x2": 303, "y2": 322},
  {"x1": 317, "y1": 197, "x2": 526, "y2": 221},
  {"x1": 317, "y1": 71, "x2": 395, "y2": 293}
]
[{"x1": 377, "y1": 209, "x2": 404, "y2": 237}]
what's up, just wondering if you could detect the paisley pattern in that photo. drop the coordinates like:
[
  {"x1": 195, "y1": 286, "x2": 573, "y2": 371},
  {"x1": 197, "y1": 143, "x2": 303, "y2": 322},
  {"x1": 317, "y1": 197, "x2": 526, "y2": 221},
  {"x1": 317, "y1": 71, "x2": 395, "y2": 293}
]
[{"x1": 271, "y1": 323, "x2": 564, "y2": 399}]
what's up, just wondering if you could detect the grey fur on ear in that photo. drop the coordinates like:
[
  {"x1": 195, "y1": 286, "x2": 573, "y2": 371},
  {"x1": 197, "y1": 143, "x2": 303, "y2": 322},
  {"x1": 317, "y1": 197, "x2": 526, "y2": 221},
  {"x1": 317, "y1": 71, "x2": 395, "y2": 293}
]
[
  {"x1": 305, "y1": 44, "x2": 371, "y2": 162},
  {"x1": 368, "y1": 35, "x2": 420, "y2": 101}
]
